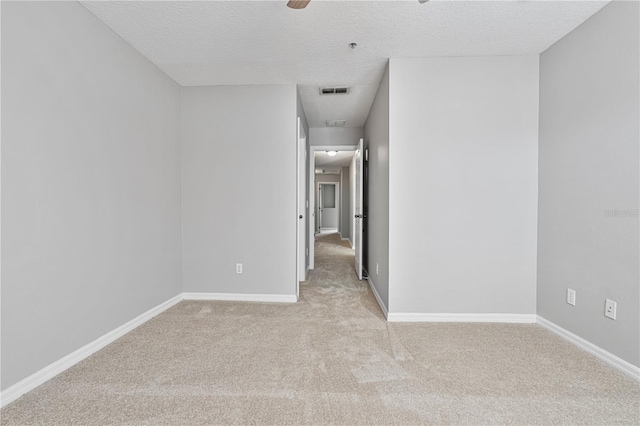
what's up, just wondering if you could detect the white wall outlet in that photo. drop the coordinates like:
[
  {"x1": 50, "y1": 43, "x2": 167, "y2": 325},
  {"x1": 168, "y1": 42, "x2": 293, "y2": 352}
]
[
  {"x1": 566, "y1": 288, "x2": 576, "y2": 306},
  {"x1": 376, "y1": 263, "x2": 379, "y2": 275},
  {"x1": 236, "y1": 263, "x2": 243, "y2": 274},
  {"x1": 605, "y1": 299, "x2": 617, "y2": 320}
]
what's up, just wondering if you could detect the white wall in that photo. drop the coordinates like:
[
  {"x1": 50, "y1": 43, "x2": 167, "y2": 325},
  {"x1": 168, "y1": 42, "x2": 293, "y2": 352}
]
[
  {"x1": 388, "y1": 56, "x2": 539, "y2": 315},
  {"x1": 538, "y1": 1, "x2": 639, "y2": 367},
  {"x1": 364, "y1": 64, "x2": 391, "y2": 310},
  {"x1": 310, "y1": 127, "x2": 363, "y2": 147},
  {"x1": 1, "y1": 2, "x2": 182, "y2": 390},
  {"x1": 181, "y1": 85, "x2": 297, "y2": 296}
]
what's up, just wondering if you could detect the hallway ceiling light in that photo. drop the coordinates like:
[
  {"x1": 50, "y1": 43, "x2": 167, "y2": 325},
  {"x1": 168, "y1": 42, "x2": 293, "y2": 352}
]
[{"x1": 326, "y1": 151, "x2": 338, "y2": 157}]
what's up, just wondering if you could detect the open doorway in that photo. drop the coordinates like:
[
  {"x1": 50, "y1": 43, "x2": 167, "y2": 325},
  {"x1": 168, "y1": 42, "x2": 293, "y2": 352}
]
[{"x1": 308, "y1": 145, "x2": 357, "y2": 270}]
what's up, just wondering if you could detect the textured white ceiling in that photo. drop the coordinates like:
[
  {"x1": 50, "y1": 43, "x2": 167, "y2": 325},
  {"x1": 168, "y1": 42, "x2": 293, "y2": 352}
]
[
  {"x1": 315, "y1": 150, "x2": 356, "y2": 168},
  {"x1": 82, "y1": 0, "x2": 608, "y2": 128}
]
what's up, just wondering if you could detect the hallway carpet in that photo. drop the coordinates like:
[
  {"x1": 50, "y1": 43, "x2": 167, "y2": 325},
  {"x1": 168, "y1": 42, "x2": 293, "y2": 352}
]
[{"x1": 2, "y1": 233, "x2": 639, "y2": 425}]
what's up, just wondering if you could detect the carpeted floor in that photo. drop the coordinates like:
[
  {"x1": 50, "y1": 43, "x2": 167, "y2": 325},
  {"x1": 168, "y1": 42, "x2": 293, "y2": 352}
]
[{"x1": 2, "y1": 232, "x2": 639, "y2": 425}]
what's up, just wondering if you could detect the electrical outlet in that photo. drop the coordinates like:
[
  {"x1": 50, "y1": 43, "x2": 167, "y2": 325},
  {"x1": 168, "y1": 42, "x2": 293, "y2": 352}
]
[
  {"x1": 236, "y1": 263, "x2": 243, "y2": 274},
  {"x1": 605, "y1": 299, "x2": 617, "y2": 320},
  {"x1": 376, "y1": 263, "x2": 379, "y2": 275},
  {"x1": 567, "y1": 288, "x2": 576, "y2": 306}
]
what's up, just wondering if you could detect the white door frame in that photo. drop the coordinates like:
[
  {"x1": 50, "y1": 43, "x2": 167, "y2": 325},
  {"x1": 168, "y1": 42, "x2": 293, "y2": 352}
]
[
  {"x1": 354, "y1": 138, "x2": 364, "y2": 280},
  {"x1": 308, "y1": 145, "x2": 357, "y2": 270},
  {"x1": 296, "y1": 118, "x2": 307, "y2": 299}
]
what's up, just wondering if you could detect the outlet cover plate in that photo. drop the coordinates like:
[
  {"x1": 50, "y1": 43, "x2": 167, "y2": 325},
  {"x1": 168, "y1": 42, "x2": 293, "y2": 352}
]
[
  {"x1": 605, "y1": 299, "x2": 617, "y2": 320},
  {"x1": 567, "y1": 288, "x2": 576, "y2": 306}
]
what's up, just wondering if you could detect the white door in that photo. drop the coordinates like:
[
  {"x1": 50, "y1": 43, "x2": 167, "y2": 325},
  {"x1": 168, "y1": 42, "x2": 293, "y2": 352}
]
[
  {"x1": 296, "y1": 118, "x2": 307, "y2": 294},
  {"x1": 319, "y1": 183, "x2": 338, "y2": 230},
  {"x1": 354, "y1": 138, "x2": 364, "y2": 280},
  {"x1": 318, "y1": 183, "x2": 323, "y2": 232}
]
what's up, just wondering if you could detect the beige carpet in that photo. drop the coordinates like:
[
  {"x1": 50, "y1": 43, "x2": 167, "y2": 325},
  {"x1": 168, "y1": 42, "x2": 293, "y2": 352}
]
[{"x1": 2, "y1": 232, "x2": 639, "y2": 425}]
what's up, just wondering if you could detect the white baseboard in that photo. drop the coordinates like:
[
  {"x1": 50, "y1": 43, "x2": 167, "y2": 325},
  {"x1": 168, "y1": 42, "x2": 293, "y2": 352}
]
[
  {"x1": 537, "y1": 316, "x2": 640, "y2": 381},
  {"x1": 320, "y1": 227, "x2": 337, "y2": 233},
  {"x1": 366, "y1": 275, "x2": 389, "y2": 319},
  {"x1": 183, "y1": 292, "x2": 297, "y2": 303},
  {"x1": 0, "y1": 293, "x2": 183, "y2": 408},
  {"x1": 338, "y1": 232, "x2": 352, "y2": 245},
  {"x1": 387, "y1": 313, "x2": 537, "y2": 323}
]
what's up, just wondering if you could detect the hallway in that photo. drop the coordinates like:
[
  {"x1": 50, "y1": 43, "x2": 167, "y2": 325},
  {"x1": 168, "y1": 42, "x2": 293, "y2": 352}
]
[{"x1": 302, "y1": 232, "x2": 379, "y2": 318}]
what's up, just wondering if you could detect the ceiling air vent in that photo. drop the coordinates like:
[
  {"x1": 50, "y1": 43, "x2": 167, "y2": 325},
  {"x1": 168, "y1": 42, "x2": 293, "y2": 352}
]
[
  {"x1": 319, "y1": 87, "x2": 350, "y2": 95},
  {"x1": 326, "y1": 120, "x2": 346, "y2": 127}
]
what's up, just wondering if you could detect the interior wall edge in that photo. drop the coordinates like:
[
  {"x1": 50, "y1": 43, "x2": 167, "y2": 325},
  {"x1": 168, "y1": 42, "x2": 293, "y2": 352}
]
[{"x1": 366, "y1": 275, "x2": 389, "y2": 320}]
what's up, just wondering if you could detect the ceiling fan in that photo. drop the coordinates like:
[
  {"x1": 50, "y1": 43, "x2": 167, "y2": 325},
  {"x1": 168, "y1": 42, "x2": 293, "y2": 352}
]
[
  {"x1": 287, "y1": 0, "x2": 310, "y2": 9},
  {"x1": 287, "y1": 0, "x2": 428, "y2": 9}
]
